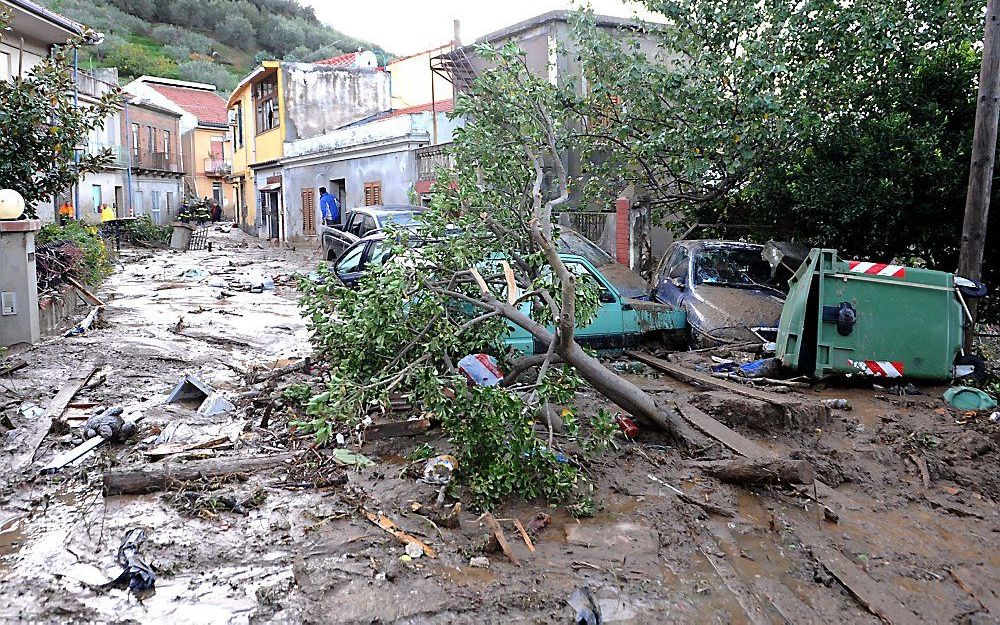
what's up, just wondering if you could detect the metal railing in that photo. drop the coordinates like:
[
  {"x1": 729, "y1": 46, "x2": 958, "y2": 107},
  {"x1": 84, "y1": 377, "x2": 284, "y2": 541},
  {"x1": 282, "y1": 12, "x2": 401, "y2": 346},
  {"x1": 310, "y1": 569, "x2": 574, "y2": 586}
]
[
  {"x1": 203, "y1": 158, "x2": 231, "y2": 176},
  {"x1": 132, "y1": 149, "x2": 180, "y2": 172},
  {"x1": 86, "y1": 143, "x2": 128, "y2": 167}
]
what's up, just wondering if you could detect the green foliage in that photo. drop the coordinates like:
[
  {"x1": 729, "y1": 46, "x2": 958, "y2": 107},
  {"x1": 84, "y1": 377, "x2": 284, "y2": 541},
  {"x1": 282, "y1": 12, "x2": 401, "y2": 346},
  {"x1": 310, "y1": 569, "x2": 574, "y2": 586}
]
[
  {"x1": 121, "y1": 215, "x2": 171, "y2": 246},
  {"x1": 102, "y1": 41, "x2": 178, "y2": 79},
  {"x1": 406, "y1": 443, "x2": 438, "y2": 462},
  {"x1": 280, "y1": 383, "x2": 313, "y2": 407},
  {"x1": 178, "y1": 60, "x2": 238, "y2": 92},
  {"x1": 37, "y1": 221, "x2": 113, "y2": 285},
  {"x1": 0, "y1": 11, "x2": 119, "y2": 215}
]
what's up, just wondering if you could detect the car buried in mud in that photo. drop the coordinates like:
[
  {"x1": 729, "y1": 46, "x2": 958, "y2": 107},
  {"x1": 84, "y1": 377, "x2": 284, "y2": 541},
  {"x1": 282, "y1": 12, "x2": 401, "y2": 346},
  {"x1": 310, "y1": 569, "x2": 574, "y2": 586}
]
[
  {"x1": 331, "y1": 230, "x2": 687, "y2": 353},
  {"x1": 653, "y1": 240, "x2": 786, "y2": 346}
]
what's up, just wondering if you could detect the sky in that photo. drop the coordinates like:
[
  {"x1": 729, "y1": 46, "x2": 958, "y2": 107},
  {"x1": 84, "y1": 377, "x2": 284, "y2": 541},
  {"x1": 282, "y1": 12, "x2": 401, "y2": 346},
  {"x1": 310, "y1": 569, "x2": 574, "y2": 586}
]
[{"x1": 303, "y1": 0, "x2": 660, "y2": 56}]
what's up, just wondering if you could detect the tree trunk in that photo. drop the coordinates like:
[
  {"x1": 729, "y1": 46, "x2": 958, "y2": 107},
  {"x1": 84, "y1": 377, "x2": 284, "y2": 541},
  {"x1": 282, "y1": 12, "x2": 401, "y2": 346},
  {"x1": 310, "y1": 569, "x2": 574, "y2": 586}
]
[
  {"x1": 692, "y1": 457, "x2": 815, "y2": 485},
  {"x1": 103, "y1": 453, "x2": 298, "y2": 496},
  {"x1": 959, "y1": 0, "x2": 1000, "y2": 350}
]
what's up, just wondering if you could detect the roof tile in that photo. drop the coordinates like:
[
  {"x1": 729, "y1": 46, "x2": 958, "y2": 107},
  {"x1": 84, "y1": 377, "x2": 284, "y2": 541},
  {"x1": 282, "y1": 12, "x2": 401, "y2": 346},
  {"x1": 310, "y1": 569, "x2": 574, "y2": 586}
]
[{"x1": 149, "y1": 84, "x2": 229, "y2": 126}]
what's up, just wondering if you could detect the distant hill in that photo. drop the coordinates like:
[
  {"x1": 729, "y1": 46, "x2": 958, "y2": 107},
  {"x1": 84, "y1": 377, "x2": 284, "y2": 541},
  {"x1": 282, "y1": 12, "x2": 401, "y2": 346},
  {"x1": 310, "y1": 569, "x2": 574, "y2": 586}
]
[{"x1": 40, "y1": 0, "x2": 389, "y2": 93}]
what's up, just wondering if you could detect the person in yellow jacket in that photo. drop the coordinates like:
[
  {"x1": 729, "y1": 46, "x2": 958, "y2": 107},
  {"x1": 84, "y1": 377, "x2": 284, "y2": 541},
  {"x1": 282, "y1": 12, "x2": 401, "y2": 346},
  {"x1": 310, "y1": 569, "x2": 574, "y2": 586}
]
[{"x1": 100, "y1": 204, "x2": 115, "y2": 222}]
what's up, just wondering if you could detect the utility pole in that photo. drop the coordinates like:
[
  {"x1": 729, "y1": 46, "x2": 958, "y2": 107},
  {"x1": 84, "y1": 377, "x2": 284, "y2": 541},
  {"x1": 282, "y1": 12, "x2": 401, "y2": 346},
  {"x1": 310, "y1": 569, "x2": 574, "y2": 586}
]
[{"x1": 959, "y1": 0, "x2": 1000, "y2": 349}]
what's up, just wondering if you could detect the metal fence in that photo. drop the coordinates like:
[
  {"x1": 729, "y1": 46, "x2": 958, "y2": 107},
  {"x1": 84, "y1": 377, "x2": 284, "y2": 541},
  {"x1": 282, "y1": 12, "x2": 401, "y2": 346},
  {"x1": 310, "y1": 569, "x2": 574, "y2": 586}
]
[{"x1": 561, "y1": 211, "x2": 614, "y2": 246}]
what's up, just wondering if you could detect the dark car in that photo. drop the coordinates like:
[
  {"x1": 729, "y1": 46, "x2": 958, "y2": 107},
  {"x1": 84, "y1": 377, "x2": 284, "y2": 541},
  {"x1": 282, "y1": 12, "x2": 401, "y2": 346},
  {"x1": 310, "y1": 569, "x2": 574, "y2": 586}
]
[
  {"x1": 320, "y1": 205, "x2": 424, "y2": 261},
  {"x1": 653, "y1": 240, "x2": 786, "y2": 346}
]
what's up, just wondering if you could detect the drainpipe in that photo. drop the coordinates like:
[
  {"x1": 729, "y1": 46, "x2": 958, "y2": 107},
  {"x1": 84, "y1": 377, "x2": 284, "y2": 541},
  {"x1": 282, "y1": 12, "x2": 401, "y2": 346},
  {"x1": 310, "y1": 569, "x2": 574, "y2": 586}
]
[
  {"x1": 123, "y1": 100, "x2": 134, "y2": 217},
  {"x1": 73, "y1": 48, "x2": 80, "y2": 220}
]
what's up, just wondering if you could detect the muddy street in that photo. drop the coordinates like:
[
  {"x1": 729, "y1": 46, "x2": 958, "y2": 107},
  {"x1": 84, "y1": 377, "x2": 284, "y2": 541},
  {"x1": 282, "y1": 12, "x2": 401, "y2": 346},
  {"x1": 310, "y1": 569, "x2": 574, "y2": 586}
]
[{"x1": 1, "y1": 233, "x2": 998, "y2": 624}]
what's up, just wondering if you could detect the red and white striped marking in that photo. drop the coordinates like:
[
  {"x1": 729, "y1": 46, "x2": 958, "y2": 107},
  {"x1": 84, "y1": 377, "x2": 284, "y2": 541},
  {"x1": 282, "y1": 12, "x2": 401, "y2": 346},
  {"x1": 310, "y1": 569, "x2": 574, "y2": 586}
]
[
  {"x1": 847, "y1": 261, "x2": 905, "y2": 278},
  {"x1": 849, "y1": 360, "x2": 904, "y2": 378}
]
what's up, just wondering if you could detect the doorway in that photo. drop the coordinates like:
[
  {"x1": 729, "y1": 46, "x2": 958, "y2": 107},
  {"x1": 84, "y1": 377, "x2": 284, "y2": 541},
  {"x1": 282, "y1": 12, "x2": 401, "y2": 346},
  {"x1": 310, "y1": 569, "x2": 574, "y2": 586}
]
[
  {"x1": 330, "y1": 178, "x2": 346, "y2": 225},
  {"x1": 114, "y1": 186, "x2": 125, "y2": 218}
]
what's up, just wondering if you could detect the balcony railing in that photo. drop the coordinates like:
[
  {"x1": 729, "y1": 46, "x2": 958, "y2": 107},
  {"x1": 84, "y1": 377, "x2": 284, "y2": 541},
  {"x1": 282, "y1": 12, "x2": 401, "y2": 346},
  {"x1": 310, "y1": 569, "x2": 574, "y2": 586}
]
[
  {"x1": 132, "y1": 149, "x2": 181, "y2": 172},
  {"x1": 204, "y1": 158, "x2": 231, "y2": 176},
  {"x1": 86, "y1": 143, "x2": 128, "y2": 167},
  {"x1": 415, "y1": 143, "x2": 454, "y2": 180}
]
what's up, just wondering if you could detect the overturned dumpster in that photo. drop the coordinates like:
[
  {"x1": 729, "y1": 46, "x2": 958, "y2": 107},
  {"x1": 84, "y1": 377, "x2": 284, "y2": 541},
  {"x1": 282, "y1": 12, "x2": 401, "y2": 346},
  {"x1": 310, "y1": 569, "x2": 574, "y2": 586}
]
[{"x1": 776, "y1": 249, "x2": 985, "y2": 381}]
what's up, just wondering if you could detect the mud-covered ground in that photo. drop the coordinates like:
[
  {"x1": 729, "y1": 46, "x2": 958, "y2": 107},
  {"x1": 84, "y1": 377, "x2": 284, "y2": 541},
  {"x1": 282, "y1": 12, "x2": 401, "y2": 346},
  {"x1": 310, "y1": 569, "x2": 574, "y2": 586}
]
[{"x1": 1, "y1": 232, "x2": 998, "y2": 624}]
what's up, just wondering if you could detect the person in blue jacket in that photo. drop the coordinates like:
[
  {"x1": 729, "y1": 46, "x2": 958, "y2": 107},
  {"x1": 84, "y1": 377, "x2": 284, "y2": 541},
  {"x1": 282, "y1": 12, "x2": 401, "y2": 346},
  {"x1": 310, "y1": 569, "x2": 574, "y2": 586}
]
[{"x1": 319, "y1": 187, "x2": 340, "y2": 225}]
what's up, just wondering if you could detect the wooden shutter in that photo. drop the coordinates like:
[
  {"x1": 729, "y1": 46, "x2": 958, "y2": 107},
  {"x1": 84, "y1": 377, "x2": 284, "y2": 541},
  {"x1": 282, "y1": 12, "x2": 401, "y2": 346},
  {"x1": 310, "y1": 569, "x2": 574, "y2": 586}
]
[
  {"x1": 301, "y1": 188, "x2": 316, "y2": 236},
  {"x1": 364, "y1": 182, "x2": 382, "y2": 206}
]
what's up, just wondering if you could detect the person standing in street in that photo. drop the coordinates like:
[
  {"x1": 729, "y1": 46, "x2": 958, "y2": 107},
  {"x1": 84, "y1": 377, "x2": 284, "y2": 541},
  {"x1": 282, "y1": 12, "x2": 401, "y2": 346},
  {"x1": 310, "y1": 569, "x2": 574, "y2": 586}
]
[
  {"x1": 319, "y1": 186, "x2": 339, "y2": 225},
  {"x1": 59, "y1": 200, "x2": 73, "y2": 224}
]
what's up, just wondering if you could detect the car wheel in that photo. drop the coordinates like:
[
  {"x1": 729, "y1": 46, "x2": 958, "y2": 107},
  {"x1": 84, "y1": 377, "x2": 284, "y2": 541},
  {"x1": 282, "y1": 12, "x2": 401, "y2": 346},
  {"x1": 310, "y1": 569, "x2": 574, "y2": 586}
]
[
  {"x1": 955, "y1": 354, "x2": 987, "y2": 382},
  {"x1": 955, "y1": 276, "x2": 988, "y2": 299}
]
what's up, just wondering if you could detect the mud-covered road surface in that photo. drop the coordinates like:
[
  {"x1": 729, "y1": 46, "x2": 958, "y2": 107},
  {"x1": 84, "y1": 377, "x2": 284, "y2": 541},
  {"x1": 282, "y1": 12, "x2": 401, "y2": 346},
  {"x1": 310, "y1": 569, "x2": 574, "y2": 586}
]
[{"x1": 1, "y1": 231, "x2": 998, "y2": 624}]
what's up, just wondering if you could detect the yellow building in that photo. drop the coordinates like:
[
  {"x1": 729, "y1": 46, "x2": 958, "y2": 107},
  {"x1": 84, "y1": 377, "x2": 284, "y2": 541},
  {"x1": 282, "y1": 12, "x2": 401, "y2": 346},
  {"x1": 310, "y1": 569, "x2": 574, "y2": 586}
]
[{"x1": 227, "y1": 61, "x2": 285, "y2": 237}]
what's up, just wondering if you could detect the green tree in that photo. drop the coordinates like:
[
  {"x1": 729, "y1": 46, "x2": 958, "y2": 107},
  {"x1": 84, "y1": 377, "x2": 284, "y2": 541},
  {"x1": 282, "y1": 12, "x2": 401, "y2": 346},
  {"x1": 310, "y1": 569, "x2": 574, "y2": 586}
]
[
  {"x1": 215, "y1": 14, "x2": 256, "y2": 48},
  {"x1": 177, "y1": 60, "x2": 238, "y2": 92},
  {"x1": 0, "y1": 11, "x2": 119, "y2": 215}
]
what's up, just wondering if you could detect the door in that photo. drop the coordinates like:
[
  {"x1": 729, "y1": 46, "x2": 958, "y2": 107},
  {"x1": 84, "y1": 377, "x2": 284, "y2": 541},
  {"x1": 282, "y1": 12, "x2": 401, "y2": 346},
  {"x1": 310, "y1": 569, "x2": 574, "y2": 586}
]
[
  {"x1": 212, "y1": 182, "x2": 223, "y2": 208},
  {"x1": 334, "y1": 240, "x2": 368, "y2": 287},
  {"x1": 654, "y1": 244, "x2": 689, "y2": 307},
  {"x1": 564, "y1": 260, "x2": 626, "y2": 349},
  {"x1": 268, "y1": 192, "x2": 280, "y2": 239},
  {"x1": 150, "y1": 190, "x2": 161, "y2": 224},
  {"x1": 133, "y1": 190, "x2": 144, "y2": 216},
  {"x1": 330, "y1": 178, "x2": 346, "y2": 225},
  {"x1": 114, "y1": 186, "x2": 125, "y2": 218}
]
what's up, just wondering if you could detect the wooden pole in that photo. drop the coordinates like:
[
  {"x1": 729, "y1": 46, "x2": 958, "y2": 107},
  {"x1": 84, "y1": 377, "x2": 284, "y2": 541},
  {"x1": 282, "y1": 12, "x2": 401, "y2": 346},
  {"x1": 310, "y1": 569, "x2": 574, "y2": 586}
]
[{"x1": 959, "y1": 0, "x2": 1000, "y2": 349}]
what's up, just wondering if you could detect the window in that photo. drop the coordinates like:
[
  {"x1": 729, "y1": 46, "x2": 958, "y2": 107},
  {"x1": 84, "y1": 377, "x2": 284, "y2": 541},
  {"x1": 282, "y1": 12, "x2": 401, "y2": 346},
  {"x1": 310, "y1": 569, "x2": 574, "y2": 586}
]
[
  {"x1": 150, "y1": 190, "x2": 161, "y2": 224},
  {"x1": 163, "y1": 130, "x2": 171, "y2": 156},
  {"x1": 0, "y1": 51, "x2": 9, "y2": 80},
  {"x1": 146, "y1": 126, "x2": 155, "y2": 152},
  {"x1": 666, "y1": 247, "x2": 689, "y2": 280},
  {"x1": 131, "y1": 123, "x2": 139, "y2": 156},
  {"x1": 363, "y1": 182, "x2": 382, "y2": 207},
  {"x1": 358, "y1": 215, "x2": 377, "y2": 238},
  {"x1": 254, "y1": 76, "x2": 279, "y2": 134},
  {"x1": 336, "y1": 241, "x2": 366, "y2": 274},
  {"x1": 234, "y1": 102, "x2": 244, "y2": 148},
  {"x1": 91, "y1": 185, "x2": 102, "y2": 214},
  {"x1": 301, "y1": 188, "x2": 316, "y2": 236}
]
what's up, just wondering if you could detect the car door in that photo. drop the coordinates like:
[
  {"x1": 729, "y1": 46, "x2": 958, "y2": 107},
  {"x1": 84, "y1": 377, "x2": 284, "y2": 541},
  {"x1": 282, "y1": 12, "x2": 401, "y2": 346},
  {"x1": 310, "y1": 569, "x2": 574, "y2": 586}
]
[
  {"x1": 654, "y1": 244, "x2": 689, "y2": 308},
  {"x1": 334, "y1": 240, "x2": 368, "y2": 288},
  {"x1": 564, "y1": 260, "x2": 626, "y2": 350}
]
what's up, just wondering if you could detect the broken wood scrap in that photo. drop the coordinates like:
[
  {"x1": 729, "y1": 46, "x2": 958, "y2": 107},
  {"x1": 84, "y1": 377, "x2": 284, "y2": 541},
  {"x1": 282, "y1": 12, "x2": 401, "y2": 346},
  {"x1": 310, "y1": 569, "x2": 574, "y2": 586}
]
[
  {"x1": 253, "y1": 358, "x2": 311, "y2": 384},
  {"x1": 363, "y1": 418, "x2": 431, "y2": 441},
  {"x1": 65, "y1": 306, "x2": 102, "y2": 337},
  {"x1": 648, "y1": 473, "x2": 734, "y2": 518},
  {"x1": 103, "y1": 451, "x2": 299, "y2": 496},
  {"x1": 907, "y1": 453, "x2": 931, "y2": 490},
  {"x1": 363, "y1": 510, "x2": 437, "y2": 558},
  {"x1": 143, "y1": 436, "x2": 232, "y2": 459},
  {"x1": 673, "y1": 399, "x2": 842, "y2": 521},
  {"x1": 45, "y1": 362, "x2": 102, "y2": 422},
  {"x1": 692, "y1": 457, "x2": 815, "y2": 486},
  {"x1": 0, "y1": 359, "x2": 28, "y2": 376},
  {"x1": 153, "y1": 283, "x2": 187, "y2": 291},
  {"x1": 64, "y1": 276, "x2": 105, "y2": 306},
  {"x1": 712, "y1": 371, "x2": 811, "y2": 389},
  {"x1": 481, "y1": 512, "x2": 520, "y2": 565},
  {"x1": 511, "y1": 518, "x2": 536, "y2": 553},
  {"x1": 410, "y1": 501, "x2": 462, "y2": 529}
]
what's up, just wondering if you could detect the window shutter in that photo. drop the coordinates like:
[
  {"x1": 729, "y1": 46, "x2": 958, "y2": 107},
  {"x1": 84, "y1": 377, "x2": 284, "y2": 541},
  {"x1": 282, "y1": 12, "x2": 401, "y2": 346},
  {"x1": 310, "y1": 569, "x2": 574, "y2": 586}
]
[
  {"x1": 373, "y1": 183, "x2": 382, "y2": 206},
  {"x1": 301, "y1": 188, "x2": 316, "y2": 236}
]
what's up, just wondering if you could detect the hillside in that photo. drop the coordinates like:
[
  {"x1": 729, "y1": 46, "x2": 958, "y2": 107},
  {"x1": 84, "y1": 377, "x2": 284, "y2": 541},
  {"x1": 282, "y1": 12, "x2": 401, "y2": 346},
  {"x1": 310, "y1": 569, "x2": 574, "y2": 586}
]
[{"x1": 40, "y1": 0, "x2": 389, "y2": 93}]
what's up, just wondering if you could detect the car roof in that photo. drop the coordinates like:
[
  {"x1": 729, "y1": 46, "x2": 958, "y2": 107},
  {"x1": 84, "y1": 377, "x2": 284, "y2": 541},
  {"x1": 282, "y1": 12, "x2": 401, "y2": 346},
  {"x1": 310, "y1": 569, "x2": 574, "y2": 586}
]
[{"x1": 349, "y1": 205, "x2": 423, "y2": 217}]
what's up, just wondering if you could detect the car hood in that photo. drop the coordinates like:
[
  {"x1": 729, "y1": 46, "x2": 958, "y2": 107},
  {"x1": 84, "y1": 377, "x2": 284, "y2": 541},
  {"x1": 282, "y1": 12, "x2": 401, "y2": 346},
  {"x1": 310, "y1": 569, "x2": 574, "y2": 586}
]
[
  {"x1": 688, "y1": 284, "x2": 785, "y2": 334},
  {"x1": 598, "y1": 261, "x2": 653, "y2": 300}
]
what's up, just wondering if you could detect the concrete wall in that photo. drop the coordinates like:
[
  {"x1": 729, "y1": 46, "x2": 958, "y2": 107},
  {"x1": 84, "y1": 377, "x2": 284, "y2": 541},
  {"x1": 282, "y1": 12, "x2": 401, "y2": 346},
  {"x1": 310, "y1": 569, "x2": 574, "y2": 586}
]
[
  {"x1": 280, "y1": 63, "x2": 390, "y2": 142},
  {"x1": 387, "y1": 45, "x2": 453, "y2": 108},
  {"x1": 0, "y1": 34, "x2": 49, "y2": 80},
  {"x1": 183, "y1": 126, "x2": 231, "y2": 215},
  {"x1": 131, "y1": 176, "x2": 183, "y2": 225}
]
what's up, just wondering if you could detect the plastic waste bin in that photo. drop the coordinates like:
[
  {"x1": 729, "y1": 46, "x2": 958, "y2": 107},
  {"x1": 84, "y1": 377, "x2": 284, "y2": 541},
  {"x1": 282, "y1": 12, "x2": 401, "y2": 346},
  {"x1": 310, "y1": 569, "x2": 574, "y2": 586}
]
[{"x1": 776, "y1": 249, "x2": 981, "y2": 381}]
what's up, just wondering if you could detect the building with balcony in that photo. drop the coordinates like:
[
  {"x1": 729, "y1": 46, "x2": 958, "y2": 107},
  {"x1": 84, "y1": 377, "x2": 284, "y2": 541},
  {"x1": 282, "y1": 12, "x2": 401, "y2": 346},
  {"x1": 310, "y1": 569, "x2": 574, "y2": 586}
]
[
  {"x1": 227, "y1": 59, "x2": 390, "y2": 240},
  {"x1": 121, "y1": 96, "x2": 184, "y2": 224},
  {"x1": 123, "y1": 77, "x2": 231, "y2": 217}
]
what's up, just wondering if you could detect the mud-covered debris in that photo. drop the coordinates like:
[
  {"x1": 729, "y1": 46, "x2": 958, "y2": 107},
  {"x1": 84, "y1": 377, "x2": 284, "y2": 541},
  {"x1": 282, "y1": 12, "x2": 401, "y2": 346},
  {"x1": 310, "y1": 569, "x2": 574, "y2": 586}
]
[
  {"x1": 421, "y1": 454, "x2": 457, "y2": 485},
  {"x1": 82, "y1": 406, "x2": 134, "y2": 441},
  {"x1": 458, "y1": 353, "x2": 503, "y2": 387},
  {"x1": 102, "y1": 528, "x2": 155, "y2": 594},
  {"x1": 568, "y1": 586, "x2": 602, "y2": 625},
  {"x1": 822, "y1": 399, "x2": 852, "y2": 411},
  {"x1": 944, "y1": 387, "x2": 997, "y2": 410},
  {"x1": 166, "y1": 374, "x2": 234, "y2": 416},
  {"x1": 469, "y1": 556, "x2": 490, "y2": 569}
]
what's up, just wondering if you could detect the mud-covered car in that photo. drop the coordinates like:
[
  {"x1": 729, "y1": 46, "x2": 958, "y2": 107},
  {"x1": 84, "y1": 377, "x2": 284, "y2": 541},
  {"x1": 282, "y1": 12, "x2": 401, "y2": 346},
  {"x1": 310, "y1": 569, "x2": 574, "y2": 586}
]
[
  {"x1": 652, "y1": 240, "x2": 785, "y2": 346},
  {"x1": 320, "y1": 205, "x2": 423, "y2": 261},
  {"x1": 331, "y1": 230, "x2": 687, "y2": 353}
]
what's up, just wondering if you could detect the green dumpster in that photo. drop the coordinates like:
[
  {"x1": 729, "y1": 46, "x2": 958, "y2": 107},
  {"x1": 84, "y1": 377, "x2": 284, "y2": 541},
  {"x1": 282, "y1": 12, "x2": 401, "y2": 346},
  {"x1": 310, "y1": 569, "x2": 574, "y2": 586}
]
[{"x1": 777, "y1": 249, "x2": 971, "y2": 381}]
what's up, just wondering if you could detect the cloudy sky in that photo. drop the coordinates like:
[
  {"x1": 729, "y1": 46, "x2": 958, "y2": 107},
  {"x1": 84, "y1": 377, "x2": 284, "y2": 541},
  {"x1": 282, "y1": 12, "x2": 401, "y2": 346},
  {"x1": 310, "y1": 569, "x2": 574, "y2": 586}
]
[{"x1": 302, "y1": 0, "x2": 660, "y2": 56}]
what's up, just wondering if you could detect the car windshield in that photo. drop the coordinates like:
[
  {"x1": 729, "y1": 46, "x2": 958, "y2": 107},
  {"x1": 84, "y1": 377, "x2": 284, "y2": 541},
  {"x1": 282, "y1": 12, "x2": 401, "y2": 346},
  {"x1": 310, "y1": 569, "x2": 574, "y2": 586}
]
[
  {"x1": 556, "y1": 230, "x2": 615, "y2": 267},
  {"x1": 693, "y1": 246, "x2": 772, "y2": 287},
  {"x1": 380, "y1": 212, "x2": 418, "y2": 227}
]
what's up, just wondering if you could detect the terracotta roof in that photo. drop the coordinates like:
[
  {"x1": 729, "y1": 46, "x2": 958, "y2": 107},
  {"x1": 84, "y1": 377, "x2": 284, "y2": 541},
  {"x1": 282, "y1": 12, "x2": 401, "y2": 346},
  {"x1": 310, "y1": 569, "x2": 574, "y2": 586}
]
[
  {"x1": 316, "y1": 52, "x2": 358, "y2": 67},
  {"x1": 149, "y1": 84, "x2": 229, "y2": 126},
  {"x1": 387, "y1": 99, "x2": 455, "y2": 118}
]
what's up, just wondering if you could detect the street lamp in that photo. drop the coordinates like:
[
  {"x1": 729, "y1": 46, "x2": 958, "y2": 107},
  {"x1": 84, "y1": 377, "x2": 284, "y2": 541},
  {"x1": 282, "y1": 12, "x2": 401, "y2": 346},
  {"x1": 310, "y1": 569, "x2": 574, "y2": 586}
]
[{"x1": 0, "y1": 189, "x2": 26, "y2": 220}]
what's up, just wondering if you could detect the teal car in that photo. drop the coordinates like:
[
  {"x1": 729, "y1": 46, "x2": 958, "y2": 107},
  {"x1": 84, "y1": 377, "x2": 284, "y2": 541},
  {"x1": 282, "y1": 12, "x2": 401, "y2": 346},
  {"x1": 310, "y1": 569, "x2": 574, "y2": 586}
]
[{"x1": 331, "y1": 230, "x2": 687, "y2": 354}]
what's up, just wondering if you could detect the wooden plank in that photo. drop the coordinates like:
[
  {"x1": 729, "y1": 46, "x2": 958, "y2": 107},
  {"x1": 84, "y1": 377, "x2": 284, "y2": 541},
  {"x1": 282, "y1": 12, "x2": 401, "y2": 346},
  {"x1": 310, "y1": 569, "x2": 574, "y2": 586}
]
[
  {"x1": 790, "y1": 518, "x2": 919, "y2": 625},
  {"x1": 43, "y1": 362, "x2": 101, "y2": 420},
  {"x1": 363, "y1": 510, "x2": 437, "y2": 558},
  {"x1": 364, "y1": 418, "x2": 431, "y2": 441},
  {"x1": 104, "y1": 452, "x2": 298, "y2": 495},
  {"x1": 950, "y1": 566, "x2": 1000, "y2": 616},
  {"x1": 627, "y1": 351, "x2": 802, "y2": 407},
  {"x1": 143, "y1": 436, "x2": 232, "y2": 459},
  {"x1": 481, "y1": 512, "x2": 519, "y2": 565},
  {"x1": 64, "y1": 276, "x2": 105, "y2": 306}
]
